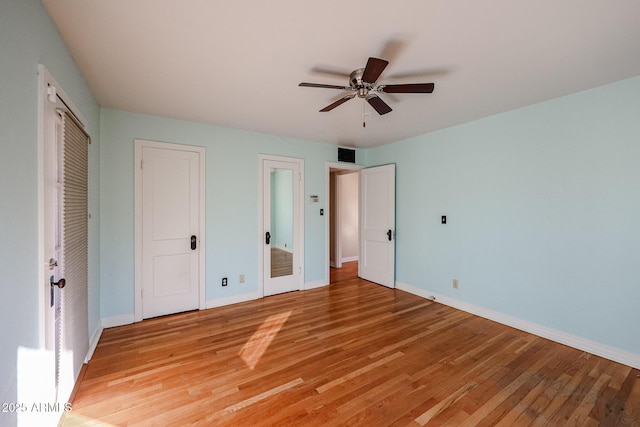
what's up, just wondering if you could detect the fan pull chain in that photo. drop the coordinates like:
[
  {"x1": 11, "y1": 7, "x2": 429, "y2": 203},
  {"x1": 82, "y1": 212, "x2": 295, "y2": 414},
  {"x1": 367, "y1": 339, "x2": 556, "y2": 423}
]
[{"x1": 363, "y1": 100, "x2": 366, "y2": 128}]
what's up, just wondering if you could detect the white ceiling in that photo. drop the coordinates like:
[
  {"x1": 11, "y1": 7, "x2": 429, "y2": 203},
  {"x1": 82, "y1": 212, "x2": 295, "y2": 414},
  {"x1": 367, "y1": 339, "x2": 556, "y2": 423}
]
[{"x1": 42, "y1": 0, "x2": 640, "y2": 148}]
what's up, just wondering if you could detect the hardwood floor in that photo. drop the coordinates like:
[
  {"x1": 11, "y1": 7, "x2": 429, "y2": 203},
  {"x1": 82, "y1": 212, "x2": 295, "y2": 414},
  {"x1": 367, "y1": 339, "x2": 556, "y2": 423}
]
[{"x1": 62, "y1": 262, "x2": 639, "y2": 426}]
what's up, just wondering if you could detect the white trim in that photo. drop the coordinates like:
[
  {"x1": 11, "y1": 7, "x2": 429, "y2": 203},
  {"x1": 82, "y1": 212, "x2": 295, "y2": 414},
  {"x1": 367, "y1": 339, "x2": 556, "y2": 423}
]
[
  {"x1": 38, "y1": 65, "x2": 88, "y2": 128},
  {"x1": 206, "y1": 292, "x2": 261, "y2": 309},
  {"x1": 101, "y1": 314, "x2": 135, "y2": 329},
  {"x1": 325, "y1": 162, "x2": 364, "y2": 286},
  {"x1": 341, "y1": 256, "x2": 359, "y2": 263},
  {"x1": 134, "y1": 139, "x2": 206, "y2": 322},
  {"x1": 335, "y1": 173, "x2": 343, "y2": 269},
  {"x1": 37, "y1": 67, "x2": 48, "y2": 349},
  {"x1": 304, "y1": 279, "x2": 328, "y2": 290},
  {"x1": 258, "y1": 154, "x2": 305, "y2": 297},
  {"x1": 85, "y1": 323, "x2": 103, "y2": 362},
  {"x1": 396, "y1": 281, "x2": 640, "y2": 370}
]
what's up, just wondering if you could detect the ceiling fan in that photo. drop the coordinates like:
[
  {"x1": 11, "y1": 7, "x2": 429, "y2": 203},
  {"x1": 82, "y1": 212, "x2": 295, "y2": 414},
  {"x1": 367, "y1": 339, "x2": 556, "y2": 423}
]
[{"x1": 299, "y1": 57, "x2": 435, "y2": 117}]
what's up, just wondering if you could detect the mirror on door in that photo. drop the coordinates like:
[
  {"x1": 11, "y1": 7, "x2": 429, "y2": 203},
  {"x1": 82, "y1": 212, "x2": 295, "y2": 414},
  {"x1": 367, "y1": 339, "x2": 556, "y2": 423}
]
[{"x1": 270, "y1": 168, "x2": 293, "y2": 278}]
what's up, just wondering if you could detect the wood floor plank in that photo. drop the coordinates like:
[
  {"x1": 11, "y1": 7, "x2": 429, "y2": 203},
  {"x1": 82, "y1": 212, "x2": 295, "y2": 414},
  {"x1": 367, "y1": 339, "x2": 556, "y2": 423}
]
[
  {"x1": 414, "y1": 381, "x2": 478, "y2": 425},
  {"x1": 316, "y1": 351, "x2": 405, "y2": 394},
  {"x1": 223, "y1": 377, "x2": 305, "y2": 413},
  {"x1": 61, "y1": 261, "x2": 640, "y2": 426}
]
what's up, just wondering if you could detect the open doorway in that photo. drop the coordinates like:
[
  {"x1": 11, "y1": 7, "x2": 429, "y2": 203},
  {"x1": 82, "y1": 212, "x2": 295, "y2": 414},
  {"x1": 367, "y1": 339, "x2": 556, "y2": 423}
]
[{"x1": 326, "y1": 162, "x2": 363, "y2": 284}]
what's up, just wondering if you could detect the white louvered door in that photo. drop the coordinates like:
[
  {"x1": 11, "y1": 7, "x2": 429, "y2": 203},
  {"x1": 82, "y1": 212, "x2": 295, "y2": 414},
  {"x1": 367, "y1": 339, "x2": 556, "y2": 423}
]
[{"x1": 58, "y1": 110, "x2": 90, "y2": 401}]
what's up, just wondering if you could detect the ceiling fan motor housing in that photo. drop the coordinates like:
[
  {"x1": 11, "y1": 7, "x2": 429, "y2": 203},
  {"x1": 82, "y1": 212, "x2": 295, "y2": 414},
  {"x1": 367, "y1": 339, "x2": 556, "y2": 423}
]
[
  {"x1": 350, "y1": 68, "x2": 372, "y2": 98},
  {"x1": 350, "y1": 68, "x2": 365, "y2": 87}
]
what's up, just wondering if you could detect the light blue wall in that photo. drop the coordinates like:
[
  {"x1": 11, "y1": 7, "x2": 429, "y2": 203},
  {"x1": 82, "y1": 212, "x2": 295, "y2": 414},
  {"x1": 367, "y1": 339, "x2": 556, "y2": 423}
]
[
  {"x1": 365, "y1": 76, "x2": 640, "y2": 355},
  {"x1": 0, "y1": 0, "x2": 100, "y2": 424},
  {"x1": 99, "y1": 109, "x2": 357, "y2": 318}
]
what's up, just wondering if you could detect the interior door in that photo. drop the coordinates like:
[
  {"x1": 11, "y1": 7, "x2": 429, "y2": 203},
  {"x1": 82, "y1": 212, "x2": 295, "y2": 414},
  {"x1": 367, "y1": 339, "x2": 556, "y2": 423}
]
[
  {"x1": 359, "y1": 164, "x2": 396, "y2": 288},
  {"x1": 262, "y1": 157, "x2": 303, "y2": 296},
  {"x1": 141, "y1": 146, "x2": 200, "y2": 318}
]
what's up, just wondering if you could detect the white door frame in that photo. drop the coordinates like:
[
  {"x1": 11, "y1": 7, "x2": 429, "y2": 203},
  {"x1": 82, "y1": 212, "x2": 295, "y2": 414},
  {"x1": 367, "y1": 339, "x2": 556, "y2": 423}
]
[
  {"x1": 334, "y1": 173, "x2": 343, "y2": 269},
  {"x1": 325, "y1": 162, "x2": 363, "y2": 285},
  {"x1": 38, "y1": 65, "x2": 88, "y2": 349},
  {"x1": 134, "y1": 139, "x2": 206, "y2": 322},
  {"x1": 259, "y1": 154, "x2": 304, "y2": 296},
  {"x1": 37, "y1": 65, "x2": 89, "y2": 410}
]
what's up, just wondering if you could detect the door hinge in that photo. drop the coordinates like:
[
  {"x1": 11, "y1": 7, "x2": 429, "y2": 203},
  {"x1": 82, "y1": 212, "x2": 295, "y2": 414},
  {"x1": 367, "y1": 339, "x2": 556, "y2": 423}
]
[{"x1": 140, "y1": 159, "x2": 143, "y2": 169}]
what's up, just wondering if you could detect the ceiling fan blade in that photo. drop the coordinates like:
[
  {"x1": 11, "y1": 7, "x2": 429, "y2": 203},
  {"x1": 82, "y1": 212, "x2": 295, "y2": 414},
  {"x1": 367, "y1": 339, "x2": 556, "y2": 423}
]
[
  {"x1": 362, "y1": 57, "x2": 389, "y2": 84},
  {"x1": 366, "y1": 95, "x2": 392, "y2": 115},
  {"x1": 320, "y1": 94, "x2": 356, "y2": 112},
  {"x1": 380, "y1": 83, "x2": 435, "y2": 93},
  {"x1": 299, "y1": 82, "x2": 349, "y2": 90}
]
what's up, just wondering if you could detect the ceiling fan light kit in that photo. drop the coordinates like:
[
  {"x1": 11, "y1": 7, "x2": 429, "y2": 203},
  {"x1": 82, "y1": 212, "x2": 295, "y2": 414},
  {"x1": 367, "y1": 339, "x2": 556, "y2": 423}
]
[{"x1": 299, "y1": 56, "x2": 435, "y2": 120}]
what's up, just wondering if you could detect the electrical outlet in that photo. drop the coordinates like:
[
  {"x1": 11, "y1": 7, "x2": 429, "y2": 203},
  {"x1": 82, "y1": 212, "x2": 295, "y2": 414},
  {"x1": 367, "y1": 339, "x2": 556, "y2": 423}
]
[
  {"x1": 239, "y1": 274, "x2": 245, "y2": 284},
  {"x1": 453, "y1": 279, "x2": 459, "y2": 289},
  {"x1": 222, "y1": 277, "x2": 228, "y2": 287}
]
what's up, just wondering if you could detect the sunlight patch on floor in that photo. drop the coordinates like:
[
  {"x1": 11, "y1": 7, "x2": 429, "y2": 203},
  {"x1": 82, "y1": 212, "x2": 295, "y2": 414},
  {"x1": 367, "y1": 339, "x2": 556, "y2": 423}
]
[
  {"x1": 59, "y1": 412, "x2": 117, "y2": 426},
  {"x1": 239, "y1": 311, "x2": 291, "y2": 370}
]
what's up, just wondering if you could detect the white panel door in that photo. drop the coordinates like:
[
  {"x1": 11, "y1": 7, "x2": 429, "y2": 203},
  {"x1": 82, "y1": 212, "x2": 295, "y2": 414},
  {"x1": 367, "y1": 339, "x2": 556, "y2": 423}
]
[
  {"x1": 142, "y1": 146, "x2": 200, "y2": 318},
  {"x1": 262, "y1": 157, "x2": 303, "y2": 296},
  {"x1": 359, "y1": 164, "x2": 396, "y2": 288}
]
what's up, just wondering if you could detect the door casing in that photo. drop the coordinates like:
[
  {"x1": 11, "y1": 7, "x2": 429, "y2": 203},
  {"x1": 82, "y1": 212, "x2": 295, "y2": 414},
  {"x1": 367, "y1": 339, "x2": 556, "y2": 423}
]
[
  {"x1": 324, "y1": 162, "x2": 363, "y2": 285},
  {"x1": 134, "y1": 139, "x2": 206, "y2": 322},
  {"x1": 38, "y1": 65, "x2": 89, "y2": 405}
]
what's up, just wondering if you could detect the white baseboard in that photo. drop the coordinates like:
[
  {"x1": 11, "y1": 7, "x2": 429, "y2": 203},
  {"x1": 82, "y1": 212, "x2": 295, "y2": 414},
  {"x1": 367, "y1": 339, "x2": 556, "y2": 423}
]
[
  {"x1": 85, "y1": 323, "x2": 103, "y2": 362},
  {"x1": 101, "y1": 313, "x2": 135, "y2": 329},
  {"x1": 396, "y1": 281, "x2": 640, "y2": 370},
  {"x1": 341, "y1": 256, "x2": 359, "y2": 263},
  {"x1": 304, "y1": 279, "x2": 328, "y2": 290},
  {"x1": 206, "y1": 291, "x2": 261, "y2": 309}
]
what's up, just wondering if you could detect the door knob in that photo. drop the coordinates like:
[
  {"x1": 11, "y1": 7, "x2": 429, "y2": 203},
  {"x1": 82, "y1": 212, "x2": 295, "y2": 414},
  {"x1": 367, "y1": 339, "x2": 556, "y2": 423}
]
[
  {"x1": 50, "y1": 276, "x2": 66, "y2": 289},
  {"x1": 191, "y1": 235, "x2": 197, "y2": 250},
  {"x1": 387, "y1": 229, "x2": 393, "y2": 241}
]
